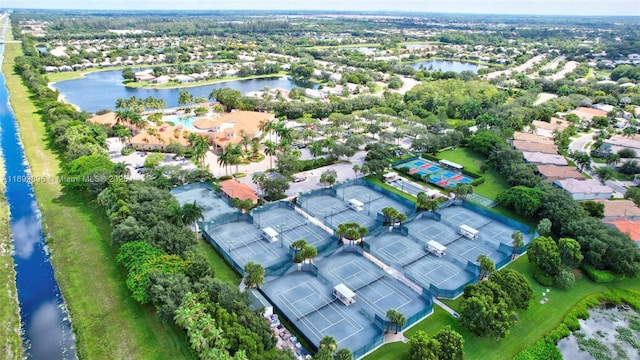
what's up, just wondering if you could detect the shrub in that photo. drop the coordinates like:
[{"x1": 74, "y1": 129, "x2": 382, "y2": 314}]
[
  {"x1": 421, "y1": 153, "x2": 440, "y2": 162},
  {"x1": 581, "y1": 264, "x2": 626, "y2": 283},
  {"x1": 219, "y1": 175, "x2": 233, "y2": 181},
  {"x1": 532, "y1": 267, "x2": 555, "y2": 286},
  {"x1": 121, "y1": 147, "x2": 135, "y2": 156},
  {"x1": 555, "y1": 270, "x2": 575, "y2": 289},
  {"x1": 470, "y1": 177, "x2": 486, "y2": 186},
  {"x1": 233, "y1": 173, "x2": 247, "y2": 178},
  {"x1": 513, "y1": 339, "x2": 562, "y2": 360}
]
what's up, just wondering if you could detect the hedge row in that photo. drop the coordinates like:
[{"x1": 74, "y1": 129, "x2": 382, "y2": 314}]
[
  {"x1": 300, "y1": 156, "x2": 338, "y2": 171},
  {"x1": 581, "y1": 264, "x2": 626, "y2": 283},
  {"x1": 514, "y1": 289, "x2": 640, "y2": 359}
]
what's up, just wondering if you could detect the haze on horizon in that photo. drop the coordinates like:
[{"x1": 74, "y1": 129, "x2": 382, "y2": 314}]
[{"x1": 2, "y1": 0, "x2": 639, "y2": 16}]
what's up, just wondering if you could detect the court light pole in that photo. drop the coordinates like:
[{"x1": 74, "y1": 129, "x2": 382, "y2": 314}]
[
  {"x1": 277, "y1": 223, "x2": 286, "y2": 248},
  {"x1": 320, "y1": 210, "x2": 326, "y2": 225},
  {"x1": 330, "y1": 206, "x2": 337, "y2": 227},
  {"x1": 367, "y1": 193, "x2": 373, "y2": 215}
]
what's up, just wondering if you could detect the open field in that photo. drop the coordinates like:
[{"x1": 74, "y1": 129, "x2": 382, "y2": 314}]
[
  {"x1": 0, "y1": 131, "x2": 23, "y2": 360},
  {"x1": 364, "y1": 255, "x2": 640, "y2": 360},
  {"x1": 3, "y1": 41, "x2": 193, "y2": 360}
]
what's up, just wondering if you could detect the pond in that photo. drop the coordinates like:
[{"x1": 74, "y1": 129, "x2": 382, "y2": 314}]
[
  {"x1": 52, "y1": 70, "x2": 316, "y2": 113},
  {"x1": 557, "y1": 305, "x2": 640, "y2": 360},
  {"x1": 1, "y1": 38, "x2": 77, "y2": 358},
  {"x1": 406, "y1": 59, "x2": 486, "y2": 73}
]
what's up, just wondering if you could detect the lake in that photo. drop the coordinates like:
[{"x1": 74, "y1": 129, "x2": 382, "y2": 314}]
[
  {"x1": 557, "y1": 306, "x2": 639, "y2": 360},
  {"x1": 1, "y1": 28, "x2": 77, "y2": 359},
  {"x1": 406, "y1": 60, "x2": 486, "y2": 73},
  {"x1": 52, "y1": 71, "x2": 316, "y2": 113}
]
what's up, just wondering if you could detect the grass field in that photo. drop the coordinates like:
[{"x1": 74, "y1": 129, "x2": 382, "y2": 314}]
[
  {"x1": 3, "y1": 40, "x2": 193, "y2": 359},
  {"x1": 436, "y1": 147, "x2": 510, "y2": 200},
  {"x1": 0, "y1": 132, "x2": 23, "y2": 360},
  {"x1": 196, "y1": 238, "x2": 241, "y2": 285},
  {"x1": 364, "y1": 255, "x2": 640, "y2": 360},
  {"x1": 123, "y1": 71, "x2": 290, "y2": 89}
]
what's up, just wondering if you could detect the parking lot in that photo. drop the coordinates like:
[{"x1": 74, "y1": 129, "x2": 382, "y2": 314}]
[{"x1": 106, "y1": 138, "x2": 197, "y2": 179}]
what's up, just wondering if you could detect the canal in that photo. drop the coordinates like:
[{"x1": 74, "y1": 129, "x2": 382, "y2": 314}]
[{"x1": 0, "y1": 19, "x2": 77, "y2": 360}]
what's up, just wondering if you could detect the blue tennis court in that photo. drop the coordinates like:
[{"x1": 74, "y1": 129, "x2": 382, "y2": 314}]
[{"x1": 393, "y1": 157, "x2": 476, "y2": 189}]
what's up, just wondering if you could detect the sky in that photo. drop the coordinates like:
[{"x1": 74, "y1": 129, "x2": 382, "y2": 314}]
[{"x1": 2, "y1": 0, "x2": 639, "y2": 16}]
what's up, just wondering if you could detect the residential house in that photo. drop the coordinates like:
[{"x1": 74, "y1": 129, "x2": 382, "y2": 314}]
[
  {"x1": 522, "y1": 151, "x2": 568, "y2": 166},
  {"x1": 219, "y1": 179, "x2": 259, "y2": 204},
  {"x1": 512, "y1": 140, "x2": 558, "y2": 154},
  {"x1": 604, "y1": 219, "x2": 640, "y2": 242},
  {"x1": 570, "y1": 107, "x2": 608, "y2": 122},
  {"x1": 593, "y1": 199, "x2": 640, "y2": 221},
  {"x1": 87, "y1": 112, "x2": 119, "y2": 127},
  {"x1": 512, "y1": 132, "x2": 555, "y2": 145},
  {"x1": 531, "y1": 118, "x2": 570, "y2": 139},
  {"x1": 536, "y1": 164, "x2": 585, "y2": 182},
  {"x1": 552, "y1": 178, "x2": 613, "y2": 201}
]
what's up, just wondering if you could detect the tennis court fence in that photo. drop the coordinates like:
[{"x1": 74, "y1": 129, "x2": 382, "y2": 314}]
[{"x1": 229, "y1": 237, "x2": 262, "y2": 251}]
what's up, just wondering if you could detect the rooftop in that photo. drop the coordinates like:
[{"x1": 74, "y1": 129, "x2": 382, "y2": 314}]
[
  {"x1": 553, "y1": 178, "x2": 613, "y2": 195},
  {"x1": 604, "y1": 219, "x2": 640, "y2": 241},
  {"x1": 603, "y1": 135, "x2": 640, "y2": 151},
  {"x1": 513, "y1": 140, "x2": 558, "y2": 154},
  {"x1": 87, "y1": 111, "x2": 118, "y2": 127},
  {"x1": 594, "y1": 199, "x2": 640, "y2": 219},
  {"x1": 512, "y1": 132, "x2": 555, "y2": 145},
  {"x1": 570, "y1": 106, "x2": 608, "y2": 120},
  {"x1": 536, "y1": 164, "x2": 585, "y2": 181},
  {"x1": 522, "y1": 151, "x2": 568, "y2": 166},
  {"x1": 219, "y1": 179, "x2": 259, "y2": 204}
]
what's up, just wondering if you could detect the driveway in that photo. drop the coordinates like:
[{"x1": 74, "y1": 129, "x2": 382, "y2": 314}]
[{"x1": 569, "y1": 132, "x2": 595, "y2": 154}]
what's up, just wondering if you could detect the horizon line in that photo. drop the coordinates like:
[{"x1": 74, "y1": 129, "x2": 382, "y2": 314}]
[{"x1": 2, "y1": 7, "x2": 640, "y2": 17}]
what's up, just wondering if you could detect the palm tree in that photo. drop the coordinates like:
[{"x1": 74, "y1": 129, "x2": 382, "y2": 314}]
[
  {"x1": 336, "y1": 222, "x2": 368, "y2": 245},
  {"x1": 181, "y1": 201, "x2": 205, "y2": 233},
  {"x1": 263, "y1": 140, "x2": 278, "y2": 169},
  {"x1": 395, "y1": 212, "x2": 407, "y2": 228},
  {"x1": 258, "y1": 119, "x2": 276, "y2": 141},
  {"x1": 178, "y1": 90, "x2": 194, "y2": 109},
  {"x1": 217, "y1": 148, "x2": 230, "y2": 175},
  {"x1": 167, "y1": 203, "x2": 184, "y2": 226},
  {"x1": 319, "y1": 336, "x2": 337, "y2": 353},
  {"x1": 188, "y1": 134, "x2": 209, "y2": 168},
  {"x1": 386, "y1": 309, "x2": 406, "y2": 334},
  {"x1": 381, "y1": 207, "x2": 399, "y2": 226},
  {"x1": 112, "y1": 162, "x2": 130, "y2": 177},
  {"x1": 417, "y1": 192, "x2": 440, "y2": 212},
  {"x1": 309, "y1": 141, "x2": 323, "y2": 162},
  {"x1": 477, "y1": 254, "x2": 495, "y2": 280},
  {"x1": 511, "y1": 230, "x2": 524, "y2": 260},
  {"x1": 239, "y1": 129, "x2": 251, "y2": 153},
  {"x1": 227, "y1": 144, "x2": 243, "y2": 174},
  {"x1": 115, "y1": 126, "x2": 132, "y2": 146},
  {"x1": 452, "y1": 183, "x2": 474, "y2": 200},
  {"x1": 352, "y1": 164, "x2": 361, "y2": 179}
]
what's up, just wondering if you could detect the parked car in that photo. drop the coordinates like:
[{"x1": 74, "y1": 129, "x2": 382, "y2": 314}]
[{"x1": 293, "y1": 175, "x2": 307, "y2": 183}]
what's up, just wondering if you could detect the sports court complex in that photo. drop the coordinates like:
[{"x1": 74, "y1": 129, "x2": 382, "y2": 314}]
[
  {"x1": 183, "y1": 180, "x2": 532, "y2": 358},
  {"x1": 297, "y1": 183, "x2": 415, "y2": 231},
  {"x1": 367, "y1": 203, "x2": 533, "y2": 298},
  {"x1": 393, "y1": 156, "x2": 474, "y2": 188},
  {"x1": 260, "y1": 251, "x2": 431, "y2": 358}
]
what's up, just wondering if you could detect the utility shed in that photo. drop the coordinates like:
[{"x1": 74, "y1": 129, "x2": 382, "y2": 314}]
[{"x1": 333, "y1": 283, "x2": 356, "y2": 306}]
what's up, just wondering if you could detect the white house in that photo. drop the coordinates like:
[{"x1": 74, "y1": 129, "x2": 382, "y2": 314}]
[{"x1": 552, "y1": 179, "x2": 613, "y2": 201}]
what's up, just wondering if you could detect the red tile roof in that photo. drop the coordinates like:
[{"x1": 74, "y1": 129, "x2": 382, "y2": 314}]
[
  {"x1": 605, "y1": 219, "x2": 640, "y2": 241},
  {"x1": 219, "y1": 179, "x2": 259, "y2": 204}
]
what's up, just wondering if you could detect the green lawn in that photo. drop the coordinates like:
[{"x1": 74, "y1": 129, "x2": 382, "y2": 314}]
[
  {"x1": 436, "y1": 147, "x2": 510, "y2": 200},
  {"x1": 0, "y1": 140, "x2": 23, "y2": 360},
  {"x1": 123, "y1": 71, "x2": 289, "y2": 89},
  {"x1": 196, "y1": 238, "x2": 241, "y2": 285},
  {"x1": 4, "y1": 41, "x2": 193, "y2": 360},
  {"x1": 365, "y1": 255, "x2": 640, "y2": 360}
]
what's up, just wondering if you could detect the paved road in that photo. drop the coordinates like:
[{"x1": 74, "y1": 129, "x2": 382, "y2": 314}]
[{"x1": 569, "y1": 132, "x2": 595, "y2": 154}]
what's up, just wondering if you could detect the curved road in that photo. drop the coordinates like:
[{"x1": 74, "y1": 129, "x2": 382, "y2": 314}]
[{"x1": 568, "y1": 132, "x2": 628, "y2": 196}]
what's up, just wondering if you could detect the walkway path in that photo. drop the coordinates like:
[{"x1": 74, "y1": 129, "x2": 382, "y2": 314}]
[{"x1": 432, "y1": 298, "x2": 459, "y2": 318}]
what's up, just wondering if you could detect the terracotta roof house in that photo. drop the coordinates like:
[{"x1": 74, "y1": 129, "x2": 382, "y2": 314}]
[
  {"x1": 219, "y1": 179, "x2": 259, "y2": 204},
  {"x1": 532, "y1": 118, "x2": 570, "y2": 139},
  {"x1": 603, "y1": 135, "x2": 640, "y2": 152},
  {"x1": 522, "y1": 151, "x2": 568, "y2": 166},
  {"x1": 570, "y1": 107, "x2": 608, "y2": 121},
  {"x1": 536, "y1": 164, "x2": 585, "y2": 182},
  {"x1": 594, "y1": 199, "x2": 640, "y2": 221},
  {"x1": 513, "y1": 140, "x2": 559, "y2": 154},
  {"x1": 129, "y1": 124, "x2": 192, "y2": 150},
  {"x1": 552, "y1": 178, "x2": 613, "y2": 201},
  {"x1": 512, "y1": 132, "x2": 555, "y2": 145},
  {"x1": 193, "y1": 111, "x2": 276, "y2": 149},
  {"x1": 604, "y1": 219, "x2": 640, "y2": 241},
  {"x1": 87, "y1": 112, "x2": 118, "y2": 127}
]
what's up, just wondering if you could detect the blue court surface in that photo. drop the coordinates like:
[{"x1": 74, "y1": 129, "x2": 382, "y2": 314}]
[{"x1": 260, "y1": 252, "x2": 431, "y2": 354}]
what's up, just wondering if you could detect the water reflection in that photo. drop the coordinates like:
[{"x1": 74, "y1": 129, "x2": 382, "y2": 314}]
[
  {"x1": 12, "y1": 211, "x2": 42, "y2": 259},
  {"x1": 25, "y1": 301, "x2": 76, "y2": 360}
]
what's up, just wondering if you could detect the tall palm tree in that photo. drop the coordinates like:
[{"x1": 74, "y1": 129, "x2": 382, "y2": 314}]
[
  {"x1": 181, "y1": 201, "x2": 205, "y2": 233},
  {"x1": 188, "y1": 134, "x2": 209, "y2": 168},
  {"x1": 217, "y1": 150, "x2": 230, "y2": 175},
  {"x1": 239, "y1": 129, "x2": 251, "y2": 153},
  {"x1": 263, "y1": 140, "x2": 278, "y2": 169},
  {"x1": 336, "y1": 222, "x2": 368, "y2": 245},
  {"x1": 258, "y1": 119, "x2": 276, "y2": 142},
  {"x1": 381, "y1": 207, "x2": 399, "y2": 226},
  {"x1": 227, "y1": 144, "x2": 243, "y2": 174}
]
